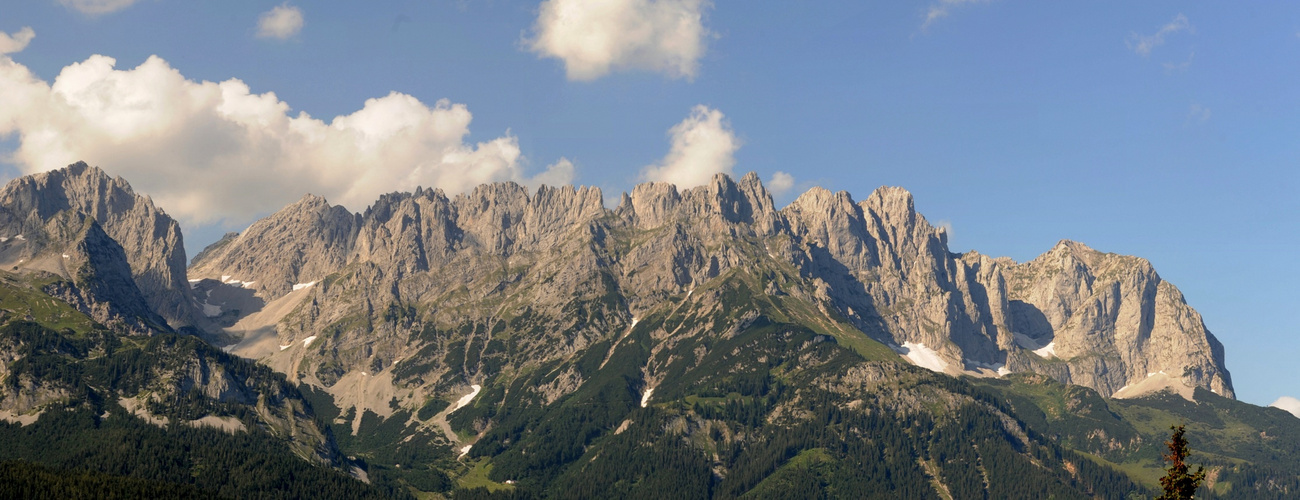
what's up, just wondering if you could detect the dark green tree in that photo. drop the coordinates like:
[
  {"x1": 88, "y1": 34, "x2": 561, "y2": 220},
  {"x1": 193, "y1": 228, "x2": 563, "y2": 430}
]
[{"x1": 1157, "y1": 424, "x2": 1206, "y2": 500}]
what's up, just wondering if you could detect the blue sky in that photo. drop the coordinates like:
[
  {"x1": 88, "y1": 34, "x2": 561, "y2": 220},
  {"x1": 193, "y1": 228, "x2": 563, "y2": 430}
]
[{"x1": 1, "y1": 1, "x2": 1297, "y2": 408}]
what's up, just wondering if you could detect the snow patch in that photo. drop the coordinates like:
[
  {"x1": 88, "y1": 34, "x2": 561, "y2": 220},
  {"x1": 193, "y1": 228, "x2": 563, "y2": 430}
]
[
  {"x1": 640, "y1": 387, "x2": 654, "y2": 408},
  {"x1": 896, "y1": 342, "x2": 948, "y2": 373},
  {"x1": 458, "y1": 444, "x2": 472, "y2": 459},
  {"x1": 279, "y1": 344, "x2": 292, "y2": 351},
  {"x1": 965, "y1": 359, "x2": 1010, "y2": 378},
  {"x1": 14, "y1": 234, "x2": 24, "y2": 240},
  {"x1": 0, "y1": 237, "x2": 7, "y2": 242},
  {"x1": 452, "y1": 384, "x2": 482, "y2": 413},
  {"x1": 61, "y1": 254, "x2": 69, "y2": 259},
  {"x1": 302, "y1": 335, "x2": 318, "y2": 347},
  {"x1": 1033, "y1": 341, "x2": 1057, "y2": 359},
  {"x1": 202, "y1": 303, "x2": 222, "y2": 317},
  {"x1": 1013, "y1": 332, "x2": 1057, "y2": 359},
  {"x1": 220, "y1": 276, "x2": 255, "y2": 288},
  {"x1": 292, "y1": 281, "x2": 317, "y2": 291}
]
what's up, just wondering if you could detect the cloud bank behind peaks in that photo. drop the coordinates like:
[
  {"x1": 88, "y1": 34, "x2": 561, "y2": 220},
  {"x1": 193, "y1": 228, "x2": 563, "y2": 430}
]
[
  {"x1": 1272, "y1": 396, "x2": 1300, "y2": 419},
  {"x1": 257, "y1": 3, "x2": 305, "y2": 40},
  {"x1": 641, "y1": 105, "x2": 739, "y2": 189},
  {"x1": 528, "y1": 0, "x2": 712, "y2": 81},
  {"x1": 0, "y1": 45, "x2": 571, "y2": 227}
]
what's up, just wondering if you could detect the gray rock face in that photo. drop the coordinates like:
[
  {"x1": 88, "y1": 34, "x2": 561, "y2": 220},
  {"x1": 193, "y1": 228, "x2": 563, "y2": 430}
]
[
  {"x1": 191, "y1": 171, "x2": 1234, "y2": 401},
  {"x1": 0, "y1": 162, "x2": 193, "y2": 327},
  {"x1": 44, "y1": 218, "x2": 170, "y2": 336},
  {"x1": 190, "y1": 193, "x2": 360, "y2": 298},
  {"x1": 1000, "y1": 240, "x2": 1233, "y2": 397}
]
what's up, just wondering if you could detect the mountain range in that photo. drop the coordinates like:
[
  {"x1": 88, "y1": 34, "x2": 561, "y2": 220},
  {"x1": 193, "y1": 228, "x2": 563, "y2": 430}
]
[{"x1": 0, "y1": 162, "x2": 1293, "y2": 499}]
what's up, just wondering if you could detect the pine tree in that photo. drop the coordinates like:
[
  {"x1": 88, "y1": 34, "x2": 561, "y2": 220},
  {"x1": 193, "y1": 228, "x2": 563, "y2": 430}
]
[{"x1": 1157, "y1": 425, "x2": 1206, "y2": 500}]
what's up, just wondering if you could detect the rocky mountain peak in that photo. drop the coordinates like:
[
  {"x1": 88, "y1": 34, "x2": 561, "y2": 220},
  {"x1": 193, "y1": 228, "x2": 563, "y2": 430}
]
[
  {"x1": 0, "y1": 162, "x2": 193, "y2": 328},
  {"x1": 291, "y1": 193, "x2": 331, "y2": 209},
  {"x1": 628, "y1": 181, "x2": 681, "y2": 229},
  {"x1": 190, "y1": 192, "x2": 360, "y2": 298},
  {"x1": 862, "y1": 186, "x2": 921, "y2": 235}
]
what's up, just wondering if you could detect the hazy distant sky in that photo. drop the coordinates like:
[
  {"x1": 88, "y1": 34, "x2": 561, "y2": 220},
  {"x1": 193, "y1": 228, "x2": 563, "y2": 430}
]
[{"x1": 1, "y1": 1, "x2": 1297, "y2": 408}]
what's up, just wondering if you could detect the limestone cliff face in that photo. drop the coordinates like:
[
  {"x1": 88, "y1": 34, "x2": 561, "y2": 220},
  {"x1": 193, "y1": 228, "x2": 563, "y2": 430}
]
[
  {"x1": 45, "y1": 217, "x2": 171, "y2": 336},
  {"x1": 189, "y1": 171, "x2": 1234, "y2": 403},
  {"x1": 1001, "y1": 241, "x2": 1234, "y2": 398},
  {"x1": 189, "y1": 193, "x2": 360, "y2": 298},
  {"x1": 0, "y1": 162, "x2": 193, "y2": 327}
]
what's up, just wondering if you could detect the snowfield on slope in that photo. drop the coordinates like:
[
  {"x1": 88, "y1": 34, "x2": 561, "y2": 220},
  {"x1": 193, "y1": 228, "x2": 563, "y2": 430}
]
[
  {"x1": 452, "y1": 384, "x2": 482, "y2": 413},
  {"x1": 897, "y1": 342, "x2": 948, "y2": 373}
]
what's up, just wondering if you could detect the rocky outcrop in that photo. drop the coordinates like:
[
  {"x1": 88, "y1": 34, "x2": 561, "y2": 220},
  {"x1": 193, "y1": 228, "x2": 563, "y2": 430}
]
[
  {"x1": 189, "y1": 193, "x2": 360, "y2": 298},
  {"x1": 1001, "y1": 240, "x2": 1233, "y2": 398},
  {"x1": 45, "y1": 218, "x2": 170, "y2": 335},
  {"x1": 0, "y1": 162, "x2": 193, "y2": 327}
]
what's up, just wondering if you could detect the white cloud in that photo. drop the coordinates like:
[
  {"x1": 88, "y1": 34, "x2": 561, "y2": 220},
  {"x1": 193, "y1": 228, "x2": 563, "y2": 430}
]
[
  {"x1": 1128, "y1": 14, "x2": 1192, "y2": 57},
  {"x1": 257, "y1": 3, "x2": 305, "y2": 40},
  {"x1": 527, "y1": 158, "x2": 576, "y2": 188},
  {"x1": 0, "y1": 46, "x2": 571, "y2": 227},
  {"x1": 1188, "y1": 103, "x2": 1210, "y2": 123},
  {"x1": 0, "y1": 27, "x2": 34, "y2": 55},
  {"x1": 641, "y1": 105, "x2": 739, "y2": 188},
  {"x1": 528, "y1": 0, "x2": 711, "y2": 81},
  {"x1": 922, "y1": 0, "x2": 992, "y2": 31},
  {"x1": 59, "y1": 0, "x2": 136, "y2": 15},
  {"x1": 768, "y1": 171, "x2": 794, "y2": 196},
  {"x1": 1271, "y1": 396, "x2": 1300, "y2": 419},
  {"x1": 936, "y1": 219, "x2": 953, "y2": 235}
]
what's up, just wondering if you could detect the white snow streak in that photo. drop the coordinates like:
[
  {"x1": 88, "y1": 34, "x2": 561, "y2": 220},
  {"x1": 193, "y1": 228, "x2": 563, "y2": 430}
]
[
  {"x1": 458, "y1": 444, "x2": 473, "y2": 459},
  {"x1": 292, "y1": 281, "x2": 317, "y2": 291},
  {"x1": 640, "y1": 388, "x2": 654, "y2": 408},
  {"x1": 898, "y1": 342, "x2": 947, "y2": 373},
  {"x1": 1032, "y1": 341, "x2": 1057, "y2": 359},
  {"x1": 202, "y1": 303, "x2": 222, "y2": 317},
  {"x1": 452, "y1": 384, "x2": 482, "y2": 413},
  {"x1": 302, "y1": 335, "x2": 318, "y2": 347}
]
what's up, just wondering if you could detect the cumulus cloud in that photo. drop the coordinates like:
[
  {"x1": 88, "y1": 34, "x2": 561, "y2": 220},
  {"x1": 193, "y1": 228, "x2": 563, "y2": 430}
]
[
  {"x1": 59, "y1": 0, "x2": 136, "y2": 15},
  {"x1": 0, "y1": 27, "x2": 34, "y2": 55},
  {"x1": 0, "y1": 45, "x2": 571, "y2": 226},
  {"x1": 1128, "y1": 14, "x2": 1192, "y2": 57},
  {"x1": 1187, "y1": 103, "x2": 1211, "y2": 123},
  {"x1": 641, "y1": 105, "x2": 739, "y2": 188},
  {"x1": 1271, "y1": 396, "x2": 1300, "y2": 419},
  {"x1": 527, "y1": 158, "x2": 577, "y2": 189},
  {"x1": 528, "y1": 0, "x2": 712, "y2": 81},
  {"x1": 768, "y1": 171, "x2": 794, "y2": 196},
  {"x1": 257, "y1": 3, "x2": 305, "y2": 40},
  {"x1": 922, "y1": 0, "x2": 992, "y2": 30}
]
